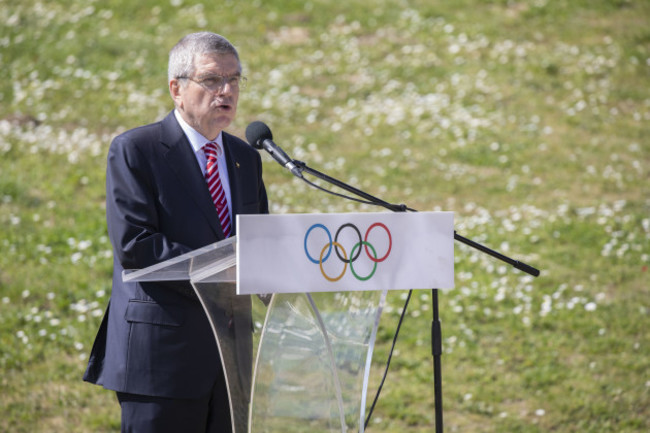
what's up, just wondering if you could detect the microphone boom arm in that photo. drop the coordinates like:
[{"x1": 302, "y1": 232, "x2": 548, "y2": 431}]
[
  {"x1": 293, "y1": 160, "x2": 410, "y2": 213},
  {"x1": 292, "y1": 160, "x2": 540, "y2": 277}
]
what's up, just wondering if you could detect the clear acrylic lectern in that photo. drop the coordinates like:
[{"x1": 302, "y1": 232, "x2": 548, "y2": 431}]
[{"x1": 123, "y1": 236, "x2": 387, "y2": 433}]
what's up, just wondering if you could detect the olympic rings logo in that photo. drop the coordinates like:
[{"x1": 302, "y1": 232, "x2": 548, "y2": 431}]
[{"x1": 303, "y1": 222, "x2": 392, "y2": 282}]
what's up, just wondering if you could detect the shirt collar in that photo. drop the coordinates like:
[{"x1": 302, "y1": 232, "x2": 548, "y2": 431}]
[{"x1": 174, "y1": 109, "x2": 223, "y2": 153}]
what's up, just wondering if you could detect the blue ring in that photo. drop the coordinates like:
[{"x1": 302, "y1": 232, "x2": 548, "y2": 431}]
[{"x1": 304, "y1": 224, "x2": 332, "y2": 264}]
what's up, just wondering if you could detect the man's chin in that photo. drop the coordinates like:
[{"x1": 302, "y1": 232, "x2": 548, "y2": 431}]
[
  {"x1": 202, "y1": 117, "x2": 235, "y2": 139},
  {"x1": 215, "y1": 115, "x2": 235, "y2": 129}
]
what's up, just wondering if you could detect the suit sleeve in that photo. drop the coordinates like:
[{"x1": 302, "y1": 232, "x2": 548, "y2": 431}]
[{"x1": 106, "y1": 134, "x2": 193, "y2": 270}]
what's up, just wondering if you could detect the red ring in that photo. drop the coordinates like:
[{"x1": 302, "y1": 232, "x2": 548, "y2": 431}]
[{"x1": 364, "y1": 222, "x2": 392, "y2": 262}]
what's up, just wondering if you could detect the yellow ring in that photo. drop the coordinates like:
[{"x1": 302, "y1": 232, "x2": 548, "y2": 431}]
[{"x1": 320, "y1": 242, "x2": 347, "y2": 282}]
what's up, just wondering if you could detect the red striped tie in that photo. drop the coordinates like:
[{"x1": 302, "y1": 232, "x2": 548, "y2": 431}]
[{"x1": 204, "y1": 142, "x2": 231, "y2": 238}]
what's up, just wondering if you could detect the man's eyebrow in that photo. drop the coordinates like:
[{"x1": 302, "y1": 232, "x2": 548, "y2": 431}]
[{"x1": 197, "y1": 72, "x2": 242, "y2": 78}]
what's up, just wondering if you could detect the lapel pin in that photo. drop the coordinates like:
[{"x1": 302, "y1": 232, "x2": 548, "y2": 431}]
[{"x1": 236, "y1": 162, "x2": 240, "y2": 168}]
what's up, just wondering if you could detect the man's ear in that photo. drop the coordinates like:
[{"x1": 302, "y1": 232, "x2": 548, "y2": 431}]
[{"x1": 169, "y1": 79, "x2": 183, "y2": 108}]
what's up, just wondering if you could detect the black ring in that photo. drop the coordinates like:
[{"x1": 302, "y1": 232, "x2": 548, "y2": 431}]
[{"x1": 334, "y1": 223, "x2": 363, "y2": 263}]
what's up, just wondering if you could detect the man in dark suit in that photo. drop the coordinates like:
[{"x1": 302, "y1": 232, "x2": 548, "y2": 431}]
[{"x1": 84, "y1": 32, "x2": 268, "y2": 433}]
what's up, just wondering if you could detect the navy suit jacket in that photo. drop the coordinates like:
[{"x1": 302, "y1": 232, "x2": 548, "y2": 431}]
[{"x1": 84, "y1": 111, "x2": 268, "y2": 399}]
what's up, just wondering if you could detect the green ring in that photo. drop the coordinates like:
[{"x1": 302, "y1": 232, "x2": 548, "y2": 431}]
[{"x1": 349, "y1": 241, "x2": 378, "y2": 281}]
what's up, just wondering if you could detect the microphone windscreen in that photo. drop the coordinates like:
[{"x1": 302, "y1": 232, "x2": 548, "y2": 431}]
[{"x1": 245, "y1": 121, "x2": 273, "y2": 149}]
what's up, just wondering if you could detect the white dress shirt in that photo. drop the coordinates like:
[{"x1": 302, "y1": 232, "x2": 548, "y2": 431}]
[{"x1": 174, "y1": 109, "x2": 233, "y2": 222}]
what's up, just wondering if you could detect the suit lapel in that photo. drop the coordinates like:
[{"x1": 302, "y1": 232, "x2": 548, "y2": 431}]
[
  {"x1": 222, "y1": 132, "x2": 241, "y2": 235},
  {"x1": 159, "y1": 112, "x2": 226, "y2": 240}
]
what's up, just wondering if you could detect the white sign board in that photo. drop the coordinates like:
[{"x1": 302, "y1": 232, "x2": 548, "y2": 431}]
[{"x1": 237, "y1": 212, "x2": 454, "y2": 295}]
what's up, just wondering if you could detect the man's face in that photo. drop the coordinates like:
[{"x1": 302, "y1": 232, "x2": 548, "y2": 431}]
[{"x1": 171, "y1": 52, "x2": 241, "y2": 141}]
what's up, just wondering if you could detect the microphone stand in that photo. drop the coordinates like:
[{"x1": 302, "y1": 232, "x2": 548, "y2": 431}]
[{"x1": 291, "y1": 160, "x2": 540, "y2": 433}]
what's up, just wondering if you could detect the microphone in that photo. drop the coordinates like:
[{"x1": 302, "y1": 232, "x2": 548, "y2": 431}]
[{"x1": 245, "y1": 121, "x2": 303, "y2": 178}]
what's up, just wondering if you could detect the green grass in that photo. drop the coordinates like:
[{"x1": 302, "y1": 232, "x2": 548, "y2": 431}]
[{"x1": 1, "y1": 0, "x2": 649, "y2": 431}]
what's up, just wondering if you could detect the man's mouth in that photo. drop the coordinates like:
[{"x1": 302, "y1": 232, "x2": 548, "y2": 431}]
[{"x1": 214, "y1": 101, "x2": 233, "y2": 111}]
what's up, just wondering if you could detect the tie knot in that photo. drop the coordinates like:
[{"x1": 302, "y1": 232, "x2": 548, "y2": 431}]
[{"x1": 204, "y1": 142, "x2": 221, "y2": 158}]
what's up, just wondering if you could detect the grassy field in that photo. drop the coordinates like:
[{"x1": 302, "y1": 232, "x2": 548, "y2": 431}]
[{"x1": 1, "y1": 0, "x2": 649, "y2": 431}]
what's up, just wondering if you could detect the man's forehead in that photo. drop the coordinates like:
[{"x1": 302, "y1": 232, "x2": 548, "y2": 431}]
[{"x1": 194, "y1": 52, "x2": 241, "y2": 73}]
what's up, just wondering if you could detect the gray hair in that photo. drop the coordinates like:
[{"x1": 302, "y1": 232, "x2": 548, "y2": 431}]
[{"x1": 168, "y1": 32, "x2": 240, "y2": 82}]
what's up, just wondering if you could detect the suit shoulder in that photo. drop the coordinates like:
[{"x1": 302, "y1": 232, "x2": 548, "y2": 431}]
[
  {"x1": 223, "y1": 131, "x2": 258, "y2": 157},
  {"x1": 108, "y1": 120, "x2": 167, "y2": 161},
  {"x1": 112, "y1": 121, "x2": 162, "y2": 147}
]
